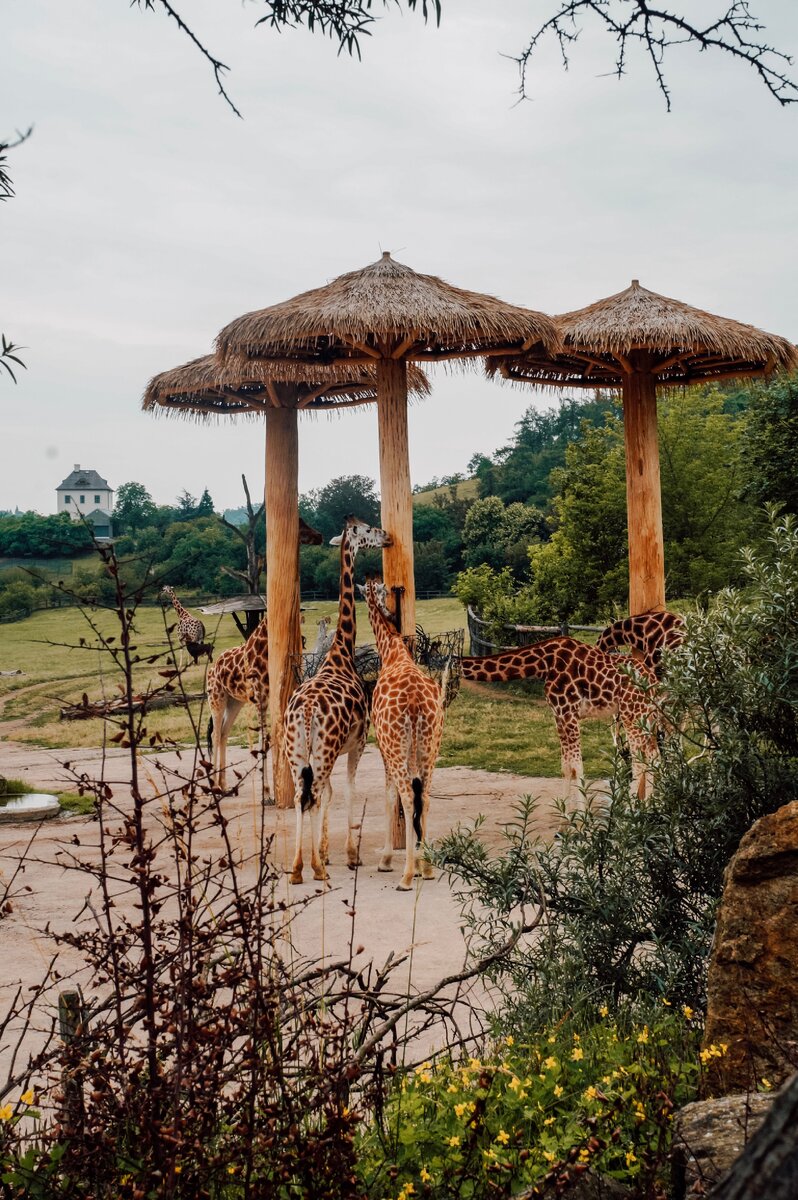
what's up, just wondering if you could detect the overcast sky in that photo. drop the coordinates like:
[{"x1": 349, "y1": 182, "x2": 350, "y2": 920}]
[{"x1": 4, "y1": 1, "x2": 797, "y2": 514}]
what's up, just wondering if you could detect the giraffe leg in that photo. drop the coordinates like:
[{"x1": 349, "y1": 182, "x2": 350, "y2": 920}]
[
  {"x1": 345, "y1": 736, "x2": 366, "y2": 869},
  {"x1": 290, "y1": 784, "x2": 305, "y2": 884},
  {"x1": 319, "y1": 781, "x2": 332, "y2": 866},
  {"x1": 216, "y1": 697, "x2": 245, "y2": 790},
  {"x1": 397, "y1": 785, "x2": 417, "y2": 891},
  {"x1": 378, "y1": 771, "x2": 396, "y2": 872},
  {"x1": 555, "y1": 713, "x2": 583, "y2": 804},
  {"x1": 626, "y1": 726, "x2": 657, "y2": 801},
  {"x1": 309, "y1": 792, "x2": 329, "y2": 882},
  {"x1": 419, "y1": 775, "x2": 434, "y2": 880}
]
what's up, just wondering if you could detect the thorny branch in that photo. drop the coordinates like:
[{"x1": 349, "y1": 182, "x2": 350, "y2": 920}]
[{"x1": 516, "y1": 1, "x2": 798, "y2": 111}]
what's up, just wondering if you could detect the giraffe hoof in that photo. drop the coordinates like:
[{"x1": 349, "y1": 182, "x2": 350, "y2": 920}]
[
  {"x1": 312, "y1": 870, "x2": 330, "y2": 882},
  {"x1": 396, "y1": 881, "x2": 413, "y2": 892},
  {"x1": 289, "y1": 871, "x2": 304, "y2": 885},
  {"x1": 378, "y1": 862, "x2": 393, "y2": 873}
]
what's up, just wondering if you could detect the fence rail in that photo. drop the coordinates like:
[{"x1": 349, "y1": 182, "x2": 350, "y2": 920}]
[{"x1": 466, "y1": 607, "x2": 603, "y2": 656}]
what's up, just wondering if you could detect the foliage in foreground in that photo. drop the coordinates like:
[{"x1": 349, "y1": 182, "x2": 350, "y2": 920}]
[
  {"x1": 441, "y1": 509, "x2": 798, "y2": 1027},
  {"x1": 359, "y1": 1010, "x2": 702, "y2": 1199}
]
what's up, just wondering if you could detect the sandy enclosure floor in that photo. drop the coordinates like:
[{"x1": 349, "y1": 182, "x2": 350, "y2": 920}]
[{"x1": 0, "y1": 739, "x2": 588, "y2": 1071}]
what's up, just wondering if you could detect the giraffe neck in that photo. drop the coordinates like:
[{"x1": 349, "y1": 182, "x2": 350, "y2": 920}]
[
  {"x1": 330, "y1": 535, "x2": 357, "y2": 662},
  {"x1": 460, "y1": 644, "x2": 553, "y2": 682},
  {"x1": 367, "y1": 589, "x2": 404, "y2": 664},
  {"x1": 168, "y1": 591, "x2": 189, "y2": 621}
]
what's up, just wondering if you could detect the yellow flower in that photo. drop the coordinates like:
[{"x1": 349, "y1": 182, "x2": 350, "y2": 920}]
[
  {"x1": 625, "y1": 1150, "x2": 637, "y2": 1167},
  {"x1": 662, "y1": 997, "x2": 672, "y2": 1006},
  {"x1": 583, "y1": 1085, "x2": 598, "y2": 1101},
  {"x1": 571, "y1": 1047, "x2": 584, "y2": 1061},
  {"x1": 455, "y1": 1103, "x2": 468, "y2": 1118},
  {"x1": 447, "y1": 1083, "x2": 459, "y2": 1094},
  {"x1": 448, "y1": 1136, "x2": 461, "y2": 1147},
  {"x1": 578, "y1": 1149, "x2": 590, "y2": 1163},
  {"x1": 719, "y1": 1042, "x2": 729, "y2": 1054},
  {"x1": 20, "y1": 1089, "x2": 34, "y2": 1106},
  {"x1": 496, "y1": 1130, "x2": 510, "y2": 1145},
  {"x1": 682, "y1": 1005, "x2": 694, "y2": 1021},
  {"x1": 599, "y1": 1005, "x2": 609, "y2": 1018},
  {"x1": 418, "y1": 1072, "x2": 432, "y2": 1084},
  {"x1": 637, "y1": 1027, "x2": 649, "y2": 1044},
  {"x1": 469, "y1": 1058, "x2": 482, "y2": 1071},
  {"x1": 553, "y1": 1084, "x2": 564, "y2": 1097},
  {"x1": 420, "y1": 1167, "x2": 431, "y2": 1183},
  {"x1": 483, "y1": 1148, "x2": 497, "y2": 1161},
  {"x1": 544, "y1": 1056, "x2": 558, "y2": 1070},
  {"x1": 572, "y1": 1033, "x2": 581, "y2": 1043},
  {"x1": 505, "y1": 1035, "x2": 514, "y2": 1046},
  {"x1": 543, "y1": 1150, "x2": 556, "y2": 1164},
  {"x1": 548, "y1": 1035, "x2": 557, "y2": 1044},
  {"x1": 602, "y1": 1075, "x2": 612, "y2": 1085},
  {"x1": 174, "y1": 1164, "x2": 183, "y2": 1175},
  {"x1": 509, "y1": 1076, "x2": 522, "y2": 1092},
  {"x1": 402, "y1": 1186, "x2": 415, "y2": 1197},
  {"x1": 227, "y1": 1166, "x2": 237, "y2": 1175},
  {"x1": 543, "y1": 1116, "x2": 555, "y2": 1126},
  {"x1": 0, "y1": 1104, "x2": 13, "y2": 1121},
  {"x1": 761, "y1": 1078, "x2": 772, "y2": 1090}
]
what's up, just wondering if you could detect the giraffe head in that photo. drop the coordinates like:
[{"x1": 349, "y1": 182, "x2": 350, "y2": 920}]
[
  {"x1": 357, "y1": 579, "x2": 393, "y2": 620},
  {"x1": 161, "y1": 585, "x2": 176, "y2": 602},
  {"x1": 329, "y1": 515, "x2": 392, "y2": 554}
]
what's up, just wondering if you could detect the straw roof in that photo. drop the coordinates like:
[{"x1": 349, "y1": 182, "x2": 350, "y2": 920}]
[
  {"x1": 491, "y1": 280, "x2": 798, "y2": 390},
  {"x1": 142, "y1": 354, "x2": 430, "y2": 422},
  {"x1": 216, "y1": 252, "x2": 560, "y2": 370}
]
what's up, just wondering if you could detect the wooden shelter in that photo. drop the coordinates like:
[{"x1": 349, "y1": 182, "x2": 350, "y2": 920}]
[
  {"x1": 491, "y1": 281, "x2": 798, "y2": 612},
  {"x1": 144, "y1": 352, "x2": 429, "y2": 807}
]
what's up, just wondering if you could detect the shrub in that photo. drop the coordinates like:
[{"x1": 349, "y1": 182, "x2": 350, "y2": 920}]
[{"x1": 0, "y1": 581, "x2": 39, "y2": 620}]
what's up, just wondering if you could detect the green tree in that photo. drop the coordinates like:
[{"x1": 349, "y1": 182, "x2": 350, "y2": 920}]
[
  {"x1": 742, "y1": 374, "x2": 798, "y2": 516},
  {"x1": 195, "y1": 487, "x2": 215, "y2": 517},
  {"x1": 300, "y1": 475, "x2": 380, "y2": 543},
  {"x1": 0, "y1": 512, "x2": 93, "y2": 558},
  {"x1": 113, "y1": 482, "x2": 158, "y2": 535}
]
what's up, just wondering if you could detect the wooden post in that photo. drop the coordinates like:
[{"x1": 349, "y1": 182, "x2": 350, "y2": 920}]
[
  {"x1": 377, "y1": 358, "x2": 415, "y2": 851},
  {"x1": 622, "y1": 355, "x2": 666, "y2": 615},
  {"x1": 265, "y1": 406, "x2": 301, "y2": 809}
]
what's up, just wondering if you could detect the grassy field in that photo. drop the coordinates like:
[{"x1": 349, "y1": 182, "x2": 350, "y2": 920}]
[
  {"x1": 0, "y1": 599, "x2": 615, "y2": 777},
  {"x1": 412, "y1": 478, "x2": 479, "y2": 506}
]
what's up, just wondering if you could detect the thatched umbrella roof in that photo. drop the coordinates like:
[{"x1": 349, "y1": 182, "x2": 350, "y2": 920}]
[
  {"x1": 491, "y1": 280, "x2": 798, "y2": 388},
  {"x1": 216, "y1": 251, "x2": 560, "y2": 368},
  {"x1": 142, "y1": 353, "x2": 430, "y2": 420}
]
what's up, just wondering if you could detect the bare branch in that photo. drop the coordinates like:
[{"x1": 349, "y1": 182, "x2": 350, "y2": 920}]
[{"x1": 136, "y1": 0, "x2": 243, "y2": 117}]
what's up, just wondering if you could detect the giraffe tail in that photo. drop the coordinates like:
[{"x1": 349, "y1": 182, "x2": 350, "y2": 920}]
[
  {"x1": 411, "y1": 777, "x2": 423, "y2": 844},
  {"x1": 300, "y1": 765, "x2": 314, "y2": 812},
  {"x1": 206, "y1": 716, "x2": 214, "y2": 760}
]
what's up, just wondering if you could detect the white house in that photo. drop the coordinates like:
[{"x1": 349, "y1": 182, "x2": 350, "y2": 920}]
[{"x1": 56, "y1": 465, "x2": 114, "y2": 538}]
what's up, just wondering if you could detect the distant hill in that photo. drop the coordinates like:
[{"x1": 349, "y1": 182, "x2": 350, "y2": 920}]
[{"x1": 412, "y1": 478, "x2": 479, "y2": 507}]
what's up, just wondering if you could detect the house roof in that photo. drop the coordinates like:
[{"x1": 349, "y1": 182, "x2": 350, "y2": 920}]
[
  {"x1": 56, "y1": 468, "x2": 111, "y2": 491},
  {"x1": 85, "y1": 509, "x2": 112, "y2": 524}
]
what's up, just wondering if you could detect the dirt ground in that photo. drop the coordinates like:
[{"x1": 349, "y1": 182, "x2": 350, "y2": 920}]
[{"x1": 0, "y1": 739, "x2": 595, "y2": 1068}]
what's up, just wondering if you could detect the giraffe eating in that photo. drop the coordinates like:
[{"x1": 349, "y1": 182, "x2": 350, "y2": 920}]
[
  {"x1": 460, "y1": 636, "x2": 660, "y2": 800},
  {"x1": 161, "y1": 585, "x2": 207, "y2": 668},
  {"x1": 365, "y1": 577, "x2": 448, "y2": 890},
  {"x1": 284, "y1": 516, "x2": 392, "y2": 885}
]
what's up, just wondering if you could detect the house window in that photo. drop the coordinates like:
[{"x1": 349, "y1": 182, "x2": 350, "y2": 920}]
[
  {"x1": 94, "y1": 494, "x2": 100, "y2": 504},
  {"x1": 64, "y1": 496, "x2": 71, "y2": 504}
]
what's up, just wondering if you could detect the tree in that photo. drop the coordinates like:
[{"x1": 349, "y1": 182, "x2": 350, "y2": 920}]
[
  {"x1": 218, "y1": 475, "x2": 265, "y2": 633},
  {"x1": 463, "y1": 496, "x2": 548, "y2": 578},
  {"x1": 113, "y1": 482, "x2": 158, "y2": 535},
  {"x1": 742, "y1": 374, "x2": 798, "y2": 516},
  {"x1": 138, "y1": 1, "x2": 798, "y2": 116},
  {"x1": 0, "y1": 512, "x2": 94, "y2": 558},
  {"x1": 195, "y1": 487, "x2": 215, "y2": 518},
  {"x1": 300, "y1": 475, "x2": 380, "y2": 543}
]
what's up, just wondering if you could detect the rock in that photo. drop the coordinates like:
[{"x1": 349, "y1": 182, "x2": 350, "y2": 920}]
[
  {"x1": 702, "y1": 800, "x2": 798, "y2": 1095},
  {"x1": 672, "y1": 1093, "x2": 773, "y2": 1196}
]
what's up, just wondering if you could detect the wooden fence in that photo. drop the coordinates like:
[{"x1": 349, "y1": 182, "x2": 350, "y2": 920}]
[{"x1": 466, "y1": 606, "x2": 603, "y2": 655}]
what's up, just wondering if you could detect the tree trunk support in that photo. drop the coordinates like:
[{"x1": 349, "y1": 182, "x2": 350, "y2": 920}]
[
  {"x1": 622, "y1": 356, "x2": 666, "y2": 615},
  {"x1": 377, "y1": 358, "x2": 415, "y2": 850},
  {"x1": 265, "y1": 406, "x2": 301, "y2": 810}
]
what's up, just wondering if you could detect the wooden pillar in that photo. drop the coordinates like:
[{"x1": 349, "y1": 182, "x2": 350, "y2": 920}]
[
  {"x1": 377, "y1": 358, "x2": 415, "y2": 850},
  {"x1": 622, "y1": 355, "x2": 666, "y2": 615},
  {"x1": 265, "y1": 406, "x2": 301, "y2": 809},
  {"x1": 377, "y1": 358, "x2": 416, "y2": 636}
]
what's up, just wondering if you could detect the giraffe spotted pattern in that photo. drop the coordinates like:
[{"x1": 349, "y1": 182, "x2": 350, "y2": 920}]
[
  {"x1": 461, "y1": 636, "x2": 660, "y2": 800},
  {"x1": 206, "y1": 617, "x2": 270, "y2": 792},
  {"x1": 597, "y1": 609, "x2": 685, "y2": 675}
]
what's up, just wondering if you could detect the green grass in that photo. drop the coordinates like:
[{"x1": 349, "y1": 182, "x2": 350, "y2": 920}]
[
  {"x1": 0, "y1": 776, "x2": 95, "y2": 814},
  {"x1": 412, "y1": 478, "x2": 479, "y2": 506},
  {"x1": 0, "y1": 600, "x2": 621, "y2": 777}
]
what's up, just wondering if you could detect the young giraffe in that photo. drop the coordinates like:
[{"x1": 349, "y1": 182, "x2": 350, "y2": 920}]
[
  {"x1": 365, "y1": 578, "x2": 448, "y2": 890},
  {"x1": 460, "y1": 637, "x2": 660, "y2": 799},
  {"x1": 597, "y1": 609, "x2": 685, "y2": 675},
  {"x1": 284, "y1": 516, "x2": 392, "y2": 885},
  {"x1": 161, "y1": 585, "x2": 206, "y2": 668}
]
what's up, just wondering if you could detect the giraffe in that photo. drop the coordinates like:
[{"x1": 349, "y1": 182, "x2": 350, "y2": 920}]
[
  {"x1": 161, "y1": 585, "x2": 206, "y2": 668},
  {"x1": 205, "y1": 515, "x2": 324, "y2": 790},
  {"x1": 365, "y1": 577, "x2": 448, "y2": 891},
  {"x1": 206, "y1": 615, "x2": 270, "y2": 791},
  {"x1": 460, "y1": 637, "x2": 660, "y2": 800},
  {"x1": 597, "y1": 609, "x2": 685, "y2": 675},
  {"x1": 284, "y1": 516, "x2": 392, "y2": 885}
]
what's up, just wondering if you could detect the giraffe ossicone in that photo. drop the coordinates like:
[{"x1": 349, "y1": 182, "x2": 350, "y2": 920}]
[{"x1": 284, "y1": 516, "x2": 392, "y2": 885}]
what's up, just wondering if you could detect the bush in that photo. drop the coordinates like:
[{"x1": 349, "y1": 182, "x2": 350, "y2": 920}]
[{"x1": 0, "y1": 580, "x2": 39, "y2": 620}]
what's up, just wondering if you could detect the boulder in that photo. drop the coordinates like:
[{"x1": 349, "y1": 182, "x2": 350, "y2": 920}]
[
  {"x1": 702, "y1": 800, "x2": 798, "y2": 1095},
  {"x1": 672, "y1": 1093, "x2": 773, "y2": 1196}
]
